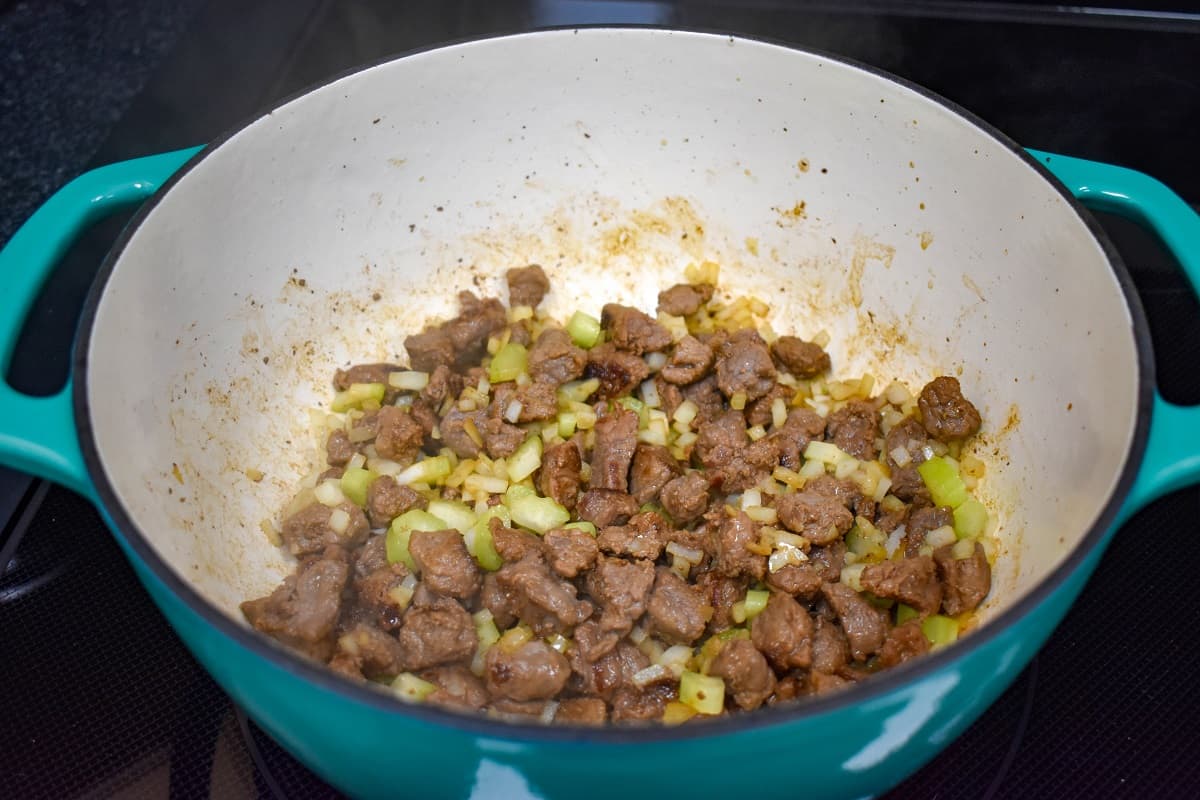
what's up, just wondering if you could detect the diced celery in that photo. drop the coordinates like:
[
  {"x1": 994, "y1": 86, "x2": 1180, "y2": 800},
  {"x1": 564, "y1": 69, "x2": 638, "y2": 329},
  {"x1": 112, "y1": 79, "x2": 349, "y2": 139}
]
[
  {"x1": 716, "y1": 628, "x2": 751, "y2": 642},
  {"x1": 488, "y1": 342, "x2": 528, "y2": 383},
  {"x1": 507, "y1": 436, "x2": 543, "y2": 482},
  {"x1": 562, "y1": 521, "x2": 597, "y2": 536},
  {"x1": 662, "y1": 700, "x2": 699, "y2": 725},
  {"x1": 921, "y1": 614, "x2": 960, "y2": 648},
  {"x1": 506, "y1": 488, "x2": 570, "y2": 534},
  {"x1": 395, "y1": 455, "x2": 452, "y2": 486},
  {"x1": 953, "y1": 496, "x2": 989, "y2": 539},
  {"x1": 505, "y1": 484, "x2": 535, "y2": 503},
  {"x1": 386, "y1": 509, "x2": 446, "y2": 569},
  {"x1": 557, "y1": 412, "x2": 578, "y2": 438},
  {"x1": 331, "y1": 382, "x2": 386, "y2": 413},
  {"x1": 618, "y1": 395, "x2": 646, "y2": 419},
  {"x1": 339, "y1": 467, "x2": 377, "y2": 508},
  {"x1": 467, "y1": 511, "x2": 504, "y2": 571},
  {"x1": 896, "y1": 603, "x2": 920, "y2": 626},
  {"x1": 392, "y1": 672, "x2": 437, "y2": 703},
  {"x1": 473, "y1": 609, "x2": 501, "y2": 651},
  {"x1": 566, "y1": 311, "x2": 602, "y2": 348},
  {"x1": 679, "y1": 670, "x2": 725, "y2": 715},
  {"x1": 744, "y1": 589, "x2": 770, "y2": 620},
  {"x1": 559, "y1": 377, "x2": 601, "y2": 405},
  {"x1": 917, "y1": 456, "x2": 969, "y2": 509},
  {"x1": 426, "y1": 499, "x2": 477, "y2": 532},
  {"x1": 730, "y1": 600, "x2": 747, "y2": 624}
]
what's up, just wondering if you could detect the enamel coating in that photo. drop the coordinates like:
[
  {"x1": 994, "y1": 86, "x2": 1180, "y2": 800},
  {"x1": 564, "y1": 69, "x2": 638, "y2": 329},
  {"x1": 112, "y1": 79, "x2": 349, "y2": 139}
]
[{"x1": 1, "y1": 30, "x2": 1198, "y2": 800}]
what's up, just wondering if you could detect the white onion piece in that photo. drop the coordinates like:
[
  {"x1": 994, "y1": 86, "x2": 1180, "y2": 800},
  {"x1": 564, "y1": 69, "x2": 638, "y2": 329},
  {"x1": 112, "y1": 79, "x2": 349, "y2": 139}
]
[
  {"x1": 328, "y1": 508, "x2": 351, "y2": 535},
  {"x1": 314, "y1": 480, "x2": 345, "y2": 507}
]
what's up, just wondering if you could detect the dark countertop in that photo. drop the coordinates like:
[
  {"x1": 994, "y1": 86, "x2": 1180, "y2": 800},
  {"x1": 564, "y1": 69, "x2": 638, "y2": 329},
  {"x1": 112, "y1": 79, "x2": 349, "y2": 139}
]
[{"x1": 0, "y1": 0, "x2": 205, "y2": 245}]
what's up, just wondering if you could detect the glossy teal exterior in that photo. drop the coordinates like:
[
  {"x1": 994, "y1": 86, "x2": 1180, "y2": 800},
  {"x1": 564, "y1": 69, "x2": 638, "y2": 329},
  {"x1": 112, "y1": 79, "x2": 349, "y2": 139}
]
[
  {"x1": 1027, "y1": 150, "x2": 1200, "y2": 521},
  {"x1": 0, "y1": 146, "x2": 202, "y2": 502},
  {"x1": 0, "y1": 148, "x2": 1197, "y2": 799}
]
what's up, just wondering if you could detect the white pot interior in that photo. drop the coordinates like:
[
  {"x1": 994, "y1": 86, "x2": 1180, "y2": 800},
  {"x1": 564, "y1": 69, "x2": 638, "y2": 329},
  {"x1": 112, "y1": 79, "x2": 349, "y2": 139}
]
[{"x1": 84, "y1": 29, "x2": 1139, "y2": 634}]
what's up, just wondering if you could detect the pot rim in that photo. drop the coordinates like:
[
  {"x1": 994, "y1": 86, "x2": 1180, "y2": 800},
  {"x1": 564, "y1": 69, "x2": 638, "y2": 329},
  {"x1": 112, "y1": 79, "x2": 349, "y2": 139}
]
[{"x1": 71, "y1": 26, "x2": 1154, "y2": 744}]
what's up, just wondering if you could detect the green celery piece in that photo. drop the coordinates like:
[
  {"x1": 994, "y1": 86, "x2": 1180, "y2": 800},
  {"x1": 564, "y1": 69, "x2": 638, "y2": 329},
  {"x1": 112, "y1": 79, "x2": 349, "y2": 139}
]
[
  {"x1": 386, "y1": 509, "x2": 446, "y2": 569},
  {"x1": 392, "y1": 672, "x2": 437, "y2": 702},
  {"x1": 339, "y1": 467, "x2": 377, "y2": 507},
  {"x1": 679, "y1": 670, "x2": 725, "y2": 715},
  {"x1": 896, "y1": 603, "x2": 920, "y2": 626},
  {"x1": 953, "y1": 496, "x2": 989, "y2": 539},
  {"x1": 468, "y1": 512, "x2": 504, "y2": 571},
  {"x1": 507, "y1": 436, "x2": 543, "y2": 482},
  {"x1": 426, "y1": 499, "x2": 477, "y2": 532},
  {"x1": 331, "y1": 382, "x2": 385, "y2": 412},
  {"x1": 566, "y1": 311, "x2": 602, "y2": 349},
  {"x1": 921, "y1": 614, "x2": 960, "y2": 647},
  {"x1": 744, "y1": 589, "x2": 770, "y2": 620},
  {"x1": 917, "y1": 456, "x2": 969, "y2": 509},
  {"x1": 488, "y1": 342, "x2": 528, "y2": 383},
  {"x1": 508, "y1": 492, "x2": 570, "y2": 535}
]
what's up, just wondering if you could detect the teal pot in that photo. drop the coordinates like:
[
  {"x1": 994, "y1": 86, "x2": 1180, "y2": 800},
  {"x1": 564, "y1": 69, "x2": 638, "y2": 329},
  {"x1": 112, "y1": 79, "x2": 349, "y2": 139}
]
[{"x1": 2, "y1": 29, "x2": 1198, "y2": 800}]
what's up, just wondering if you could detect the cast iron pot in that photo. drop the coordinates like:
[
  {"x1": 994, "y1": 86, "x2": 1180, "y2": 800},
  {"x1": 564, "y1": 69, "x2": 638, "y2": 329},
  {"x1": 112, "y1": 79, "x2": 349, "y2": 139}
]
[{"x1": 2, "y1": 29, "x2": 1199, "y2": 800}]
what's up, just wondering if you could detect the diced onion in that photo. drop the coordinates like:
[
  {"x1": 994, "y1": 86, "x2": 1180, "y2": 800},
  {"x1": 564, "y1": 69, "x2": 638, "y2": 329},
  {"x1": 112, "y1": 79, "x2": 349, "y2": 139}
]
[
  {"x1": 772, "y1": 466, "x2": 806, "y2": 489},
  {"x1": 328, "y1": 508, "x2": 350, "y2": 535},
  {"x1": 539, "y1": 701, "x2": 560, "y2": 724},
  {"x1": 804, "y1": 440, "x2": 848, "y2": 465},
  {"x1": 665, "y1": 541, "x2": 704, "y2": 564},
  {"x1": 388, "y1": 370, "x2": 429, "y2": 391},
  {"x1": 885, "y1": 524, "x2": 907, "y2": 558},
  {"x1": 504, "y1": 400, "x2": 523, "y2": 423},
  {"x1": 952, "y1": 537, "x2": 977, "y2": 560},
  {"x1": 729, "y1": 392, "x2": 748, "y2": 411},
  {"x1": 367, "y1": 458, "x2": 403, "y2": 477},
  {"x1": 673, "y1": 400, "x2": 699, "y2": 426},
  {"x1": 890, "y1": 446, "x2": 912, "y2": 468},
  {"x1": 768, "y1": 542, "x2": 808, "y2": 573},
  {"x1": 640, "y1": 379, "x2": 661, "y2": 408},
  {"x1": 744, "y1": 506, "x2": 777, "y2": 524},
  {"x1": 656, "y1": 645, "x2": 693, "y2": 677},
  {"x1": 840, "y1": 563, "x2": 866, "y2": 591},
  {"x1": 885, "y1": 381, "x2": 912, "y2": 406},
  {"x1": 747, "y1": 424, "x2": 767, "y2": 441},
  {"x1": 833, "y1": 457, "x2": 860, "y2": 480},
  {"x1": 771, "y1": 397, "x2": 787, "y2": 429},
  {"x1": 632, "y1": 664, "x2": 672, "y2": 689},
  {"x1": 644, "y1": 352, "x2": 668, "y2": 371},
  {"x1": 314, "y1": 480, "x2": 345, "y2": 507},
  {"x1": 925, "y1": 525, "x2": 958, "y2": 549},
  {"x1": 872, "y1": 476, "x2": 893, "y2": 503}
]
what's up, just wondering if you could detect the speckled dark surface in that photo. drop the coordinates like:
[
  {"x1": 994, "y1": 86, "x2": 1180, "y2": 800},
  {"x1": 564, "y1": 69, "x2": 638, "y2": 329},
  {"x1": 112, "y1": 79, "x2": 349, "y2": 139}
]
[{"x1": 0, "y1": 0, "x2": 205, "y2": 246}]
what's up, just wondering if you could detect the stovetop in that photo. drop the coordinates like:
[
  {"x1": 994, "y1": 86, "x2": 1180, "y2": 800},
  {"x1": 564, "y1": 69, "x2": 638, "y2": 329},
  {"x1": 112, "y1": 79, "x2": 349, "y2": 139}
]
[{"x1": 3, "y1": 2, "x2": 1199, "y2": 798}]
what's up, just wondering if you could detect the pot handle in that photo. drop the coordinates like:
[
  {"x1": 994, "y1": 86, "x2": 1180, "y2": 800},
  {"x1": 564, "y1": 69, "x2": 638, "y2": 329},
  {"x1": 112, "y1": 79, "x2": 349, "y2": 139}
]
[
  {"x1": 1031, "y1": 150, "x2": 1200, "y2": 519},
  {"x1": 0, "y1": 147, "x2": 203, "y2": 499}
]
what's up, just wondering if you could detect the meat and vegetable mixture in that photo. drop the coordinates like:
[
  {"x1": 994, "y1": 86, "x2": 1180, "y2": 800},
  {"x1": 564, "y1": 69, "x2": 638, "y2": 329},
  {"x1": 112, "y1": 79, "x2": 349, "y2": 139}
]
[{"x1": 242, "y1": 262, "x2": 995, "y2": 725}]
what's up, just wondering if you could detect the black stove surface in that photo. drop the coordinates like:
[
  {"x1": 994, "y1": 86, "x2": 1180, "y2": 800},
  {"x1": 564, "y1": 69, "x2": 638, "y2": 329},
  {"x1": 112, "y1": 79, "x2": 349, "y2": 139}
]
[{"x1": 3, "y1": 2, "x2": 1199, "y2": 798}]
